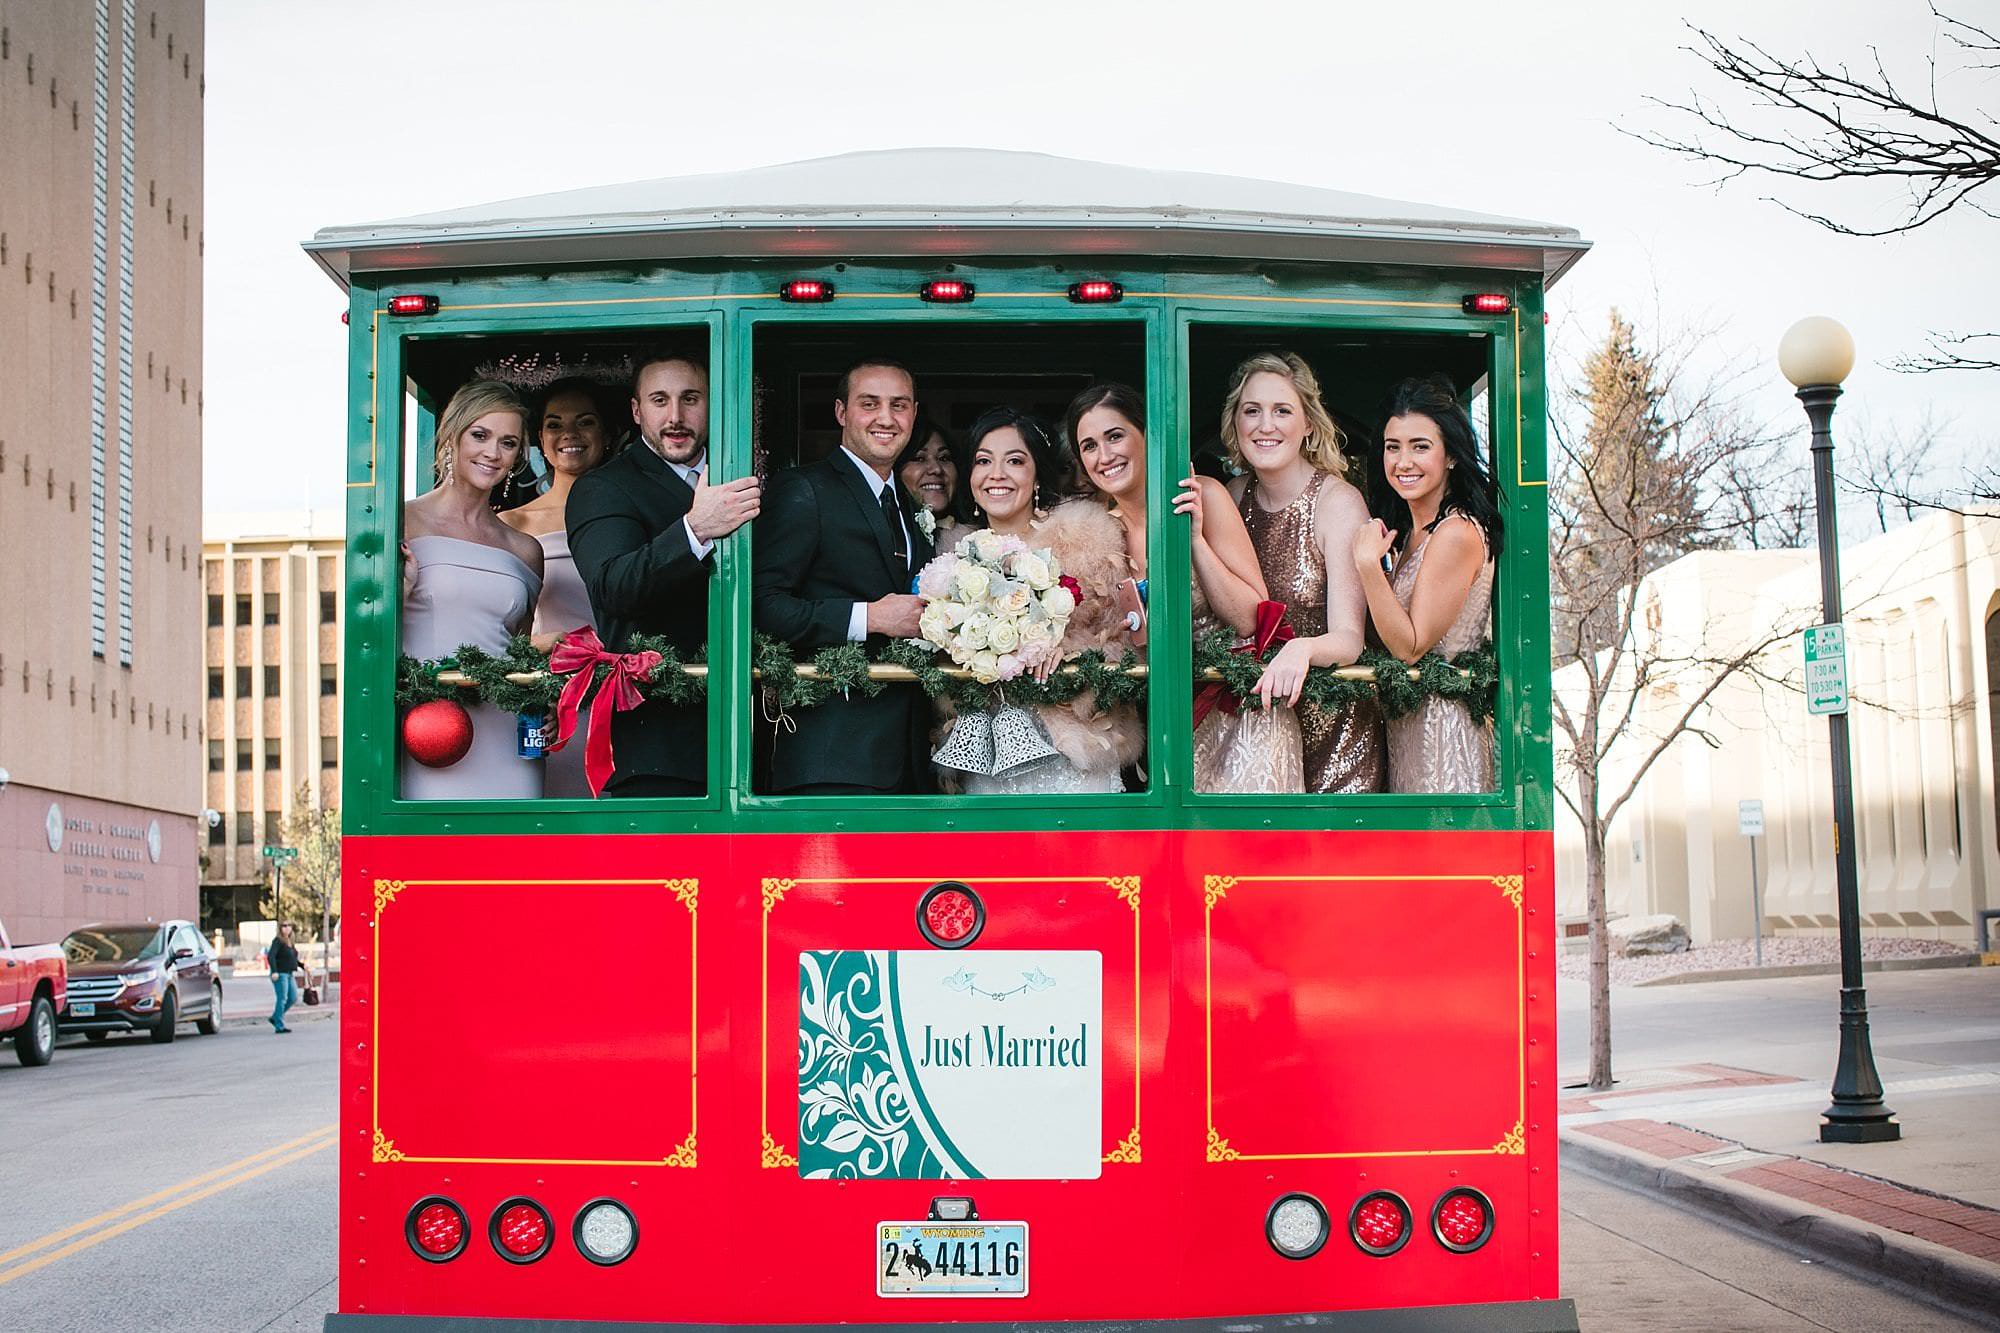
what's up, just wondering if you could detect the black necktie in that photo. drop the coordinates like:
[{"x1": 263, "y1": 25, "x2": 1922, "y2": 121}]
[{"x1": 878, "y1": 483, "x2": 908, "y2": 571}]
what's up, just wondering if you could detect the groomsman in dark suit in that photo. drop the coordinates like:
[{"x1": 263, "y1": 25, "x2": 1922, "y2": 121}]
[
  {"x1": 754, "y1": 359, "x2": 936, "y2": 794},
  {"x1": 567, "y1": 352, "x2": 760, "y2": 796}
]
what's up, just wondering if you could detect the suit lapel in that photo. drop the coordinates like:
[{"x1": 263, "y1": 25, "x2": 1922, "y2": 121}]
[
  {"x1": 826, "y1": 452, "x2": 903, "y2": 584},
  {"x1": 634, "y1": 446, "x2": 696, "y2": 518}
]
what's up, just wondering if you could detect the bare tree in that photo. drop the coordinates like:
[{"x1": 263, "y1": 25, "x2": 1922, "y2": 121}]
[
  {"x1": 260, "y1": 784, "x2": 340, "y2": 945},
  {"x1": 1633, "y1": 6, "x2": 2000, "y2": 374},
  {"x1": 1551, "y1": 310, "x2": 1812, "y2": 1091}
]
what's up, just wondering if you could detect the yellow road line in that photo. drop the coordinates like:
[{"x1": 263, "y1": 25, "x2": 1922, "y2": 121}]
[{"x1": 0, "y1": 1124, "x2": 336, "y2": 1274}]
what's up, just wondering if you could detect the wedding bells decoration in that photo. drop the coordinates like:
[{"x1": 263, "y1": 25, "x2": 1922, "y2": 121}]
[{"x1": 932, "y1": 703, "x2": 1061, "y2": 778}]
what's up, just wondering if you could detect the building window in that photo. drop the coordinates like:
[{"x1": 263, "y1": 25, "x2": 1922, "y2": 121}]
[
  {"x1": 263, "y1": 665, "x2": 280, "y2": 696},
  {"x1": 234, "y1": 811, "x2": 253, "y2": 845},
  {"x1": 320, "y1": 735, "x2": 338, "y2": 769},
  {"x1": 320, "y1": 663, "x2": 337, "y2": 697},
  {"x1": 235, "y1": 666, "x2": 251, "y2": 696},
  {"x1": 208, "y1": 818, "x2": 226, "y2": 847},
  {"x1": 320, "y1": 591, "x2": 336, "y2": 623},
  {"x1": 206, "y1": 594, "x2": 223, "y2": 626},
  {"x1": 264, "y1": 592, "x2": 280, "y2": 626},
  {"x1": 265, "y1": 738, "x2": 281, "y2": 769},
  {"x1": 208, "y1": 740, "x2": 223, "y2": 772},
  {"x1": 266, "y1": 813, "x2": 284, "y2": 845},
  {"x1": 207, "y1": 669, "x2": 224, "y2": 699},
  {"x1": 236, "y1": 739, "x2": 252, "y2": 769},
  {"x1": 235, "y1": 595, "x2": 251, "y2": 625}
]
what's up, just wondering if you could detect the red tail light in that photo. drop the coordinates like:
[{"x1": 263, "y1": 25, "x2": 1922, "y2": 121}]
[
  {"x1": 491, "y1": 1198, "x2": 553, "y2": 1263},
  {"x1": 1349, "y1": 1191, "x2": 1412, "y2": 1256},
  {"x1": 1068, "y1": 279, "x2": 1123, "y2": 304},
  {"x1": 387, "y1": 294, "x2": 440, "y2": 316},
  {"x1": 918, "y1": 882, "x2": 984, "y2": 948},
  {"x1": 1461, "y1": 293, "x2": 1511, "y2": 315},
  {"x1": 407, "y1": 1197, "x2": 468, "y2": 1262},
  {"x1": 921, "y1": 280, "x2": 974, "y2": 303},
  {"x1": 1431, "y1": 1188, "x2": 1494, "y2": 1252},
  {"x1": 780, "y1": 279, "x2": 835, "y2": 302}
]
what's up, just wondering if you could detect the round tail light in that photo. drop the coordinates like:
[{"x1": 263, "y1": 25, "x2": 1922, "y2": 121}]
[
  {"x1": 574, "y1": 1198, "x2": 639, "y2": 1266},
  {"x1": 491, "y1": 1198, "x2": 553, "y2": 1263},
  {"x1": 918, "y1": 882, "x2": 984, "y2": 948},
  {"x1": 406, "y1": 1197, "x2": 468, "y2": 1262},
  {"x1": 1432, "y1": 1187, "x2": 1494, "y2": 1253},
  {"x1": 1265, "y1": 1192, "x2": 1329, "y2": 1259},
  {"x1": 1349, "y1": 1191, "x2": 1412, "y2": 1256}
]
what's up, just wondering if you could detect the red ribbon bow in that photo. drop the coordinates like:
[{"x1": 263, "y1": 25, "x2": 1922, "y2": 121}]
[
  {"x1": 1192, "y1": 600, "x2": 1295, "y2": 730},
  {"x1": 547, "y1": 628, "x2": 663, "y2": 797}
]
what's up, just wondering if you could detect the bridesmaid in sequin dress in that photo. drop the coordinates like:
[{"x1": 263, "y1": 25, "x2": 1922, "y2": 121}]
[
  {"x1": 1354, "y1": 376, "x2": 1503, "y2": 793},
  {"x1": 400, "y1": 380, "x2": 547, "y2": 800},
  {"x1": 1221, "y1": 353, "x2": 1381, "y2": 793},
  {"x1": 501, "y1": 377, "x2": 621, "y2": 798}
]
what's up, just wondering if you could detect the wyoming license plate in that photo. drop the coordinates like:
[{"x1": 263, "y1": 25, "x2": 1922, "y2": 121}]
[{"x1": 877, "y1": 1221, "x2": 1027, "y2": 1297}]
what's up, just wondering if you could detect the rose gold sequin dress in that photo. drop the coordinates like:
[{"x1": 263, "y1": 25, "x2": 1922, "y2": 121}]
[
  {"x1": 1191, "y1": 576, "x2": 1303, "y2": 794},
  {"x1": 1238, "y1": 474, "x2": 1383, "y2": 794},
  {"x1": 1385, "y1": 517, "x2": 1495, "y2": 793}
]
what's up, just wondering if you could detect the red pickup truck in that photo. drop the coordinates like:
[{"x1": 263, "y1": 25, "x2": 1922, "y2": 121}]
[{"x1": 1, "y1": 916, "x2": 66, "y2": 1066}]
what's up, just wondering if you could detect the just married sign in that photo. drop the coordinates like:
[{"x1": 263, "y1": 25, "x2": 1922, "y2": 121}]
[{"x1": 798, "y1": 950, "x2": 1103, "y2": 1180}]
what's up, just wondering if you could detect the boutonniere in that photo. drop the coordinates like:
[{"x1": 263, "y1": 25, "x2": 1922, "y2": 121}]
[{"x1": 913, "y1": 507, "x2": 938, "y2": 541}]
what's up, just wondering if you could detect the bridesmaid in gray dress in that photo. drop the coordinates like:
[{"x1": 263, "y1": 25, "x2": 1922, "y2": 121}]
[
  {"x1": 400, "y1": 380, "x2": 547, "y2": 801},
  {"x1": 1353, "y1": 376, "x2": 1503, "y2": 794},
  {"x1": 501, "y1": 377, "x2": 619, "y2": 798}
]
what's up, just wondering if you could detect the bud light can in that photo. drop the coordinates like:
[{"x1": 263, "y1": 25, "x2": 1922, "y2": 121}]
[{"x1": 517, "y1": 713, "x2": 549, "y2": 759}]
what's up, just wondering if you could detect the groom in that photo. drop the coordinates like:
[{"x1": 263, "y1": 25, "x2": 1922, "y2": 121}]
[{"x1": 753, "y1": 358, "x2": 935, "y2": 794}]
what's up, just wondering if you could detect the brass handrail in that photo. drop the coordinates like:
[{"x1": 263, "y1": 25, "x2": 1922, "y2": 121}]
[{"x1": 430, "y1": 662, "x2": 1448, "y2": 687}]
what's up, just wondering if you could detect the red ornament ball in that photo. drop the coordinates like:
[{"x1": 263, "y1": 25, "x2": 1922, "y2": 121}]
[{"x1": 402, "y1": 699, "x2": 473, "y2": 768}]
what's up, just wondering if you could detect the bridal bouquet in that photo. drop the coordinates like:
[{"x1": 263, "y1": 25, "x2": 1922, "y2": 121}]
[{"x1": 915, "y1": 530, "x2": 1077, "y2": 684}]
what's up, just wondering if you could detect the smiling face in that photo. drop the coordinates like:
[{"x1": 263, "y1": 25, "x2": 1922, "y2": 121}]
[
  {"x1": 1234, "y1": 370, "x2": 1307, "y2": 474},
  {"x1": 835, "y1": 366, "x2": 917, "y2": 474},
  {"x1": 1381, "y1": 411, "x2": 1451, "y2": 506},
  {"x1": 631, "y1": 359, "x2": 709, "y2": 467},
  {"x1": 970, "y1": 426, "x2": 1037, "y2": 526},
  {"x1": 898, "y1": 433, "x2": 958, "y2": 516},
  {"x1": 1073, "y1": 404, "x2": 1146, "y2": 505},
  {"x1": 538, "y1": 388, "x2": 611, "y2": 478},
  {"x1": 451, "y1": 410, "x2": 527, "y2": 494}
]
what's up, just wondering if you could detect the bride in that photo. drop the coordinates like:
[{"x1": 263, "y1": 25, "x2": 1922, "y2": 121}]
[{"x1": 943, "y1": 406, "x2": 1142, "y2": 795}]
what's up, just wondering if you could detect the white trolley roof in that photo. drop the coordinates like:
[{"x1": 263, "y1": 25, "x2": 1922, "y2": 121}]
[{"x1": 305, "y1": 147, "x2": 1588, "y2": 289}]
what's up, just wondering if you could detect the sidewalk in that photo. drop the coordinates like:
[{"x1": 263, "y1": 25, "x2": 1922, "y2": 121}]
[
  {"x1": 221, "y1": 973, "x2": 339, "y2": 1027},
  {"x1": 1558, "y1": 968, "x2": 2000, "y2": 1325}
]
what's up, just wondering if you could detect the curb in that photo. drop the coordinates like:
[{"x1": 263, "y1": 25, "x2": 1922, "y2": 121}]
[
  {"x1": 1631, "y1": 953, "x2": 1979, "y2": 988},
  {"x1": 1560, "y1": 1130, "x2": 2000, "y2": 1327},
  {"x1": 222, "y1": 1005, "x2": 337, "y2": 1030}
]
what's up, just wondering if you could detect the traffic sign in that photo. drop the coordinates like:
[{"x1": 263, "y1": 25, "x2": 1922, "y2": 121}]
[
  {"x1": 1804, "y1": 624, "x2": 1849, "y2": 716},
  {"x1": 263, "y1": 844, "x2": 299, "y2": 862},
  {"x1": 1737, "y1": 799, "x2": 1764, "y2": 837}
]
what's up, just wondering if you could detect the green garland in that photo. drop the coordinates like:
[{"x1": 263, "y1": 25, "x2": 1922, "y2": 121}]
[{"x1": 398, "y1": 630, "x2": 1495, "y2": 724}]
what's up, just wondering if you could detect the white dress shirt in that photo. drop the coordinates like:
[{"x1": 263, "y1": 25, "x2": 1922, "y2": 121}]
[
  {"x1": 654, "y1": 447, "x2": 712, "y2": 559},
  {"x1": 838, "y1": 446, "x2": 910, "y2": 642}
]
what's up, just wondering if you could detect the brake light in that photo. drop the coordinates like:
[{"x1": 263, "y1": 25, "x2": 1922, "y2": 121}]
[
  {"x1": 780, "y1": 279, "x2": 834, "y2": 303},
  {"x1": 921, "y1": 279, "x2": 974, "y2": 303},
  {"x1": 918, "y1": 882, "x2": 984, "y2": 948},
  {"x1": 491, "y1": 1198, "x2": 553, "y2": 1263},
  {"x1": 406, "y1": 1197, "x2": 468, "y2": 1262},
  {"x1": 1431, "y1": 1187, "x2": 1494, "y2": 1252},
  {"x1": 1068, "y1": 279, "x2": 1123, "y2": 304},
  {"x1": 386, "y1": 294, "x2": 440, "y2": 316},
  {"x1": 1349, "y1": 1191, "x2": 1412, "y2": 1256},
  {"x1": 1461, "y1": 293, "x2": 1511, "y2": 315}
]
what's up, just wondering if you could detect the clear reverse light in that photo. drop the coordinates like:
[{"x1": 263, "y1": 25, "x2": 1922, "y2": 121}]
[
  {"x1": 575, "y1": 1200, "x2": 637, "y2": 1265},
  {"x1": 1266, "y1": 1193, "x2": 1329, "y2": 1259}
]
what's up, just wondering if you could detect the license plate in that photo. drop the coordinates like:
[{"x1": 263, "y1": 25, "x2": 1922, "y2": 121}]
[
  {"x1": 69, "y1": 1002, "x2": 97, "y2": 1016},
  {"x1": 877, "y1": 1221, "x2": 1027, "y2": 1298}
]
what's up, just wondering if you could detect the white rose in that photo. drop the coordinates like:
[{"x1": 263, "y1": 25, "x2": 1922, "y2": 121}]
[
  {"x1": 959, "y1": 613, "x2": 991, "y2": 650},
  {"x1": 1017, "y1": 551, "x2": 1057, "y2": 590},
  {"x1": 937, "y1": 599, "x2": 971, "y2": 628},
  {"x1": 919, "y1": 605, "x2": 955, "y2": 646},
  {"x1": 987, "y1": 620, "x2": 1021, "y2": 653},
  {"x1": 1020, "y1": 619, "x2": 1057, "y2": 649},
  {"x1": 1040, "y1": 586, "x2": 1077, "y2": 619},
  {"x1": 995, "y1": 583, "x2": 1033, "y2": 616},
  {"x1": 952, "y1": 564, "x2": 992, "y2": 602},
  {"x1": 949, "y1": 641, "x2": 976, "y2": 666},
  {"x1": 972, "y1": 531, "x2": 1006, "y2": 564},
  {"x1": 969, "y1": 650, "x2": 1002, "y2": 683}
]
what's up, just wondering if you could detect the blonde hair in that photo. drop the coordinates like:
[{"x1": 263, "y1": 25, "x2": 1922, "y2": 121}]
[
  {"x1": 1219, "y1": 352, "x2": 1346, "y2": 478},
  {"x1": 431, "y1": 379, "x2": 528, "y2": 487}
]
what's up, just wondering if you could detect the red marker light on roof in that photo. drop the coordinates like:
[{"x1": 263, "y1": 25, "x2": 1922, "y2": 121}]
[
  {"x1": 340, "y1": 310, "x2": 350, "y2": 325},
  {"x1": 921, "y1": 279, "x2": 974, "y2": 303},
  {"x1": 1068, "y1": 279, "x2": 1124, "y2": 304},
  {"x1": 1462, "y1": 293, "x2": 1511, "y2": 315},
  {"x1": 387, "y1": 294, "x2": 440, "y2": 316},
  {"x1": 780, "y1": 279, "x2": 835, "y2": 303}
]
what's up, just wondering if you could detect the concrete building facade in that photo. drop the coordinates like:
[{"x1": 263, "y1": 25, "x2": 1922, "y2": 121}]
[
  {"x1": 200, "y1": 511, "x2": 342, "y2": 930},
  {"x1": 1554, "y1": 510, "x2": 2000, "y2": 948},
  {"x1": 0, "y1": 1, "x2": 204, "y2": 946}
]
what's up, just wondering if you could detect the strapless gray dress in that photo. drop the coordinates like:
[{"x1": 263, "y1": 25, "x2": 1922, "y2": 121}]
[
  {"x1": 532, "y1": 529, "x2": 596, "y2": 799},
  {"x1": 400, "y1": 535, "x2": 544, "y2": 801}
]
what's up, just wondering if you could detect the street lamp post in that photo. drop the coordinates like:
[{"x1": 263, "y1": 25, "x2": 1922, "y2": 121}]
[{"x1": 1778, "y1": 316, "x2": 1899, "y2": 1144}]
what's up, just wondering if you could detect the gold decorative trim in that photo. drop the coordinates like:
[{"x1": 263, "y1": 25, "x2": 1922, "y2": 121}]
[
  {"x1": 761, "y1": 1131, "x2": 798, "y2": 1170},
  {"x1": 665, "y1": 1132, "x2": 698, "y2": 1168},
  {"x1": 668, "y1": 878, "x2": 699, "y2": 912},
  {"x1": 1103, "y1": 1128, "x2": 1142, "y2": 1164},
  {"x1": 1493, "y1": 1121, "x2": 1525, "y2": 1155},
  {"x1": 761, "y1": 878, "x2": 796, "y2": 913},
  {"x1": 372, "y1": 1130, "x2": 405, "y2": 1163},
  {"x1": 373, "y1": 879, "x2": 405, "y2": 914},
  {"x1": 1203, "y1": 875, "x2": 1235, "y2": 909},
  {"x1": 1206, "y1": 1128, "x2": 1242, "y2": 1162},
  {"x1": 1109, "y1": 876, "x2": 1141, "y2": 910},
  {"x1": 1494, "y1": 874, "x2": 1524, "y2": 909}
]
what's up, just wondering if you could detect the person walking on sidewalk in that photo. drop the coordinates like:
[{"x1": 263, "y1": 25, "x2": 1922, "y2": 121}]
[{"x1": 265, "y1": 922, "x2": 312, "y2": 1034}]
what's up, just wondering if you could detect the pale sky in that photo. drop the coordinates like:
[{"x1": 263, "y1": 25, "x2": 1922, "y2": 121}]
[{"x1": 203, "y1": 0, "x2": 1996, "y2": 515}]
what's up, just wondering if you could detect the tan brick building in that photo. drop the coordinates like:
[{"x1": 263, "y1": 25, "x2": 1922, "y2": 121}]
[
  {"x1": 0, "y1": 1, "x2": 204, "y2": 947},
  {"x1": 200, "y1": 511, "x2": 342, "y2": 927}
]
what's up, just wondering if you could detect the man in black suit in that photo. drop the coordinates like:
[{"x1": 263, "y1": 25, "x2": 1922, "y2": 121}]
[
  {"x1": 754, "y1": 359, "x2": 935, "y2": 794},
  {"x1": 567, "y1": 352, "x2": 760, "y2": 796}
]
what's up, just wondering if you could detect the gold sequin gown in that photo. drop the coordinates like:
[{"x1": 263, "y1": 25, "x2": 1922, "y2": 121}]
[
  {"x1": 1238, "y1": 474, "x2": 1383, "y2": 794},
  {"x1": 1191, "y1": 575, "x2": 1304, "y2": 794},
  {"x1": 1385, "y1": 519, "x2": 1495, "y2": 793}
]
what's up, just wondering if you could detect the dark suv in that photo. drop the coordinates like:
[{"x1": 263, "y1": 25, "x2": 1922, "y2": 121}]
[{"x1": 59, "y1": 921, "x2": 223, "y2": 1043}]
